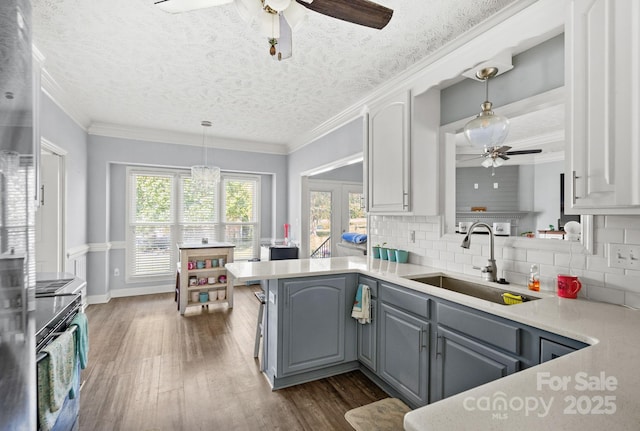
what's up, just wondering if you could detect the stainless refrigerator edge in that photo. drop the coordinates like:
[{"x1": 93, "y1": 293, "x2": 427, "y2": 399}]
[{"x1": 0, "y1": 0, "x2": 37, "y2": 429}]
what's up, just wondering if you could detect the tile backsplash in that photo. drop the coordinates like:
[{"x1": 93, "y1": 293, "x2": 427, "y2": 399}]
[{"x1": 369, "y1": 215, "x2": 640, "y2": 308}]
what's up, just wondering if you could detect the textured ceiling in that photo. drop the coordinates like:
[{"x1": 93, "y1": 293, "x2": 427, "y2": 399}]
[{"x1": 32, "y1": 0, "x2": 517, "y2": 149}]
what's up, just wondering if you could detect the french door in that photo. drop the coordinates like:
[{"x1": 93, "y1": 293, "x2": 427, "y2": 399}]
[{"x1": 306, "y1": 180, "x2": 365, "y2": 258}]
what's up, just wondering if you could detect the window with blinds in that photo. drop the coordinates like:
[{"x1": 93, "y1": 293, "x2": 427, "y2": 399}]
[
  {"x1": 179, "y1": 176, "x2": 219, "y2": 244},
  {"x1": 222, "y1": 176, "x2": 260, "y2": 261},
  {"x1": 126, "y1": 169, "x2": 261, "y2": 279},
  {"x1": 127, "y1": 171, "x2": 175, "y2": 278}
]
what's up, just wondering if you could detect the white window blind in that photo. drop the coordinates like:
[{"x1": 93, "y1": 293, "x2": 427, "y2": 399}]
[
  {"x1": 127, "y1": 171, "x2": 175, "y2": 277},
  {"x1": 222, "y1": 176, "x2": 259, "y2": 260},
  {"x1": 179, "y1": 176, "x2": 219, "y2": 244}
]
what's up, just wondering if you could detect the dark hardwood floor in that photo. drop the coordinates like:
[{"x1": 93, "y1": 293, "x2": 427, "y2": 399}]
[{"x1": 79, "y1": 285, "x2": 387, "y2": 430}]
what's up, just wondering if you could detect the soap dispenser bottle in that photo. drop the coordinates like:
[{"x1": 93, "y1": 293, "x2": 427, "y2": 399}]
[{"x1": 528, "y1": 264, "x2": 540, "y2": 291}]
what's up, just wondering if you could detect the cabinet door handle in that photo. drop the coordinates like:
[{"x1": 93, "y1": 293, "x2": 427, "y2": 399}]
[
  {"x1": 420, "y1": 328, "x2": 428, "y2": 351},
  {"x1": 403, "y1": 192, "x2": 409, "y2": 209},
  {"x1": 369, "y1": 302, "x2": 374, "y2": 323},
  {"x1": 436, "y1": 334, "x2": 443, "y2": 356},
  {"x1": 572, "y1": 171, "x2": 581, "y2": 203}
]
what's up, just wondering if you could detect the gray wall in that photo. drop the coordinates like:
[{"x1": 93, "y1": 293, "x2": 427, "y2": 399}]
[
  {"x1": 440, "y1": 34, "x2": 564, "y2": 124},
  {"x1": 288, "y1": 117, "x2": 365, "y2": 244},
  {"x1": 311, "y1": 162, "x2": 363, "y2": 182},
  {"x1": 456, "y1": 166, "x2": 520, "y2": 212},
  {"x1": 39, "y1": 93, "x2": 88, "y2": 250},
  {"x1": 87, "y1": 134, "x2": 288, "y2": 296}
]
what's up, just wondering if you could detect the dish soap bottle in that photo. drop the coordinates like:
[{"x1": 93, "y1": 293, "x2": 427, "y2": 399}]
[{"x1": 528, "y1": 264, "x2": 540, "y2": 291}]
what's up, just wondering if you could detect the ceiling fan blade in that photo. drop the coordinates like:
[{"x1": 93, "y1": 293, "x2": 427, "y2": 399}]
[
  {"x1": 295, "y1": 0, "x2": 393, "y2": 29},
  {"x1": 496, "y1": 145, "x2": 512, "y2": 153},
  {"x1": 154, "y1": 0, "x2": 233, "y2": 13},
  {"x1": 498, "y1": 154, "x2": 510, "y2": 160},
  {"x1": 505, "y1": 149, "x2": 543, "y2": 155}
]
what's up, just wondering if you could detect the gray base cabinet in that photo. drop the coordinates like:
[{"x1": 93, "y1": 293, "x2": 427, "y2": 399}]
[
  {"x1": 356, "y1": 276, "x2": 379, "y2": 373},
  {"x1": 263, "y1": 274, "x2": 358, "y2": 388},
  {"x1": 261, "y1": 272, "x2": 587, "y2": 404},
  {"x1": 435, "y1": 326, "x2": 519, "y2": 400},
  {"x1": 357, "y1": 298, "x2": 377, "y2": 372},
  {"x1": 280, "y1": 275, "x2": 357, "y2": 376},
  {"x1": 378, "y1": 303, "x2": 430, "y2": 406}
]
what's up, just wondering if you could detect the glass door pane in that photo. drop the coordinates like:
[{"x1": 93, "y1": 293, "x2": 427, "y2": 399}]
[
  {"x1": 309, "y1": 190, "x2": 332, "y2": 258},
  {"x1": 348, "y1": 191, "x2": 367, "y2": 234}
]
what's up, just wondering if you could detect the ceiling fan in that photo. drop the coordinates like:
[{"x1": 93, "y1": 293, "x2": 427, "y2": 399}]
[
  {"x1": 479, "y1": 145, "x2": 542, "y2": 169},
  {"x1": 154, "y1": 0, "x2": 394, "y2": 60}
]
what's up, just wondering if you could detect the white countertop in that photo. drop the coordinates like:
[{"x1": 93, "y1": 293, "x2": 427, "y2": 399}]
[{"x1": 225, "y1": 256, "x2": 640, "y2": 430}]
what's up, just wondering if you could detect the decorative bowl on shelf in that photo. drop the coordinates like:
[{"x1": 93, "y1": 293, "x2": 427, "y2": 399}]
[{"x1": 218, "y1": 275, "x2": 227, "y2": 284}]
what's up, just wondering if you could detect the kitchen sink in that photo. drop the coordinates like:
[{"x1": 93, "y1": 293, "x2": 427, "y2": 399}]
[{"x1": 409, "y1": 275, "x2": 541, "y2": 305}]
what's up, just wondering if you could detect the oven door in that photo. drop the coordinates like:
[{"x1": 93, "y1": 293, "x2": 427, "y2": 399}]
[{"x1": 37, "y1": 356, "x2": 80, "y2": 431}]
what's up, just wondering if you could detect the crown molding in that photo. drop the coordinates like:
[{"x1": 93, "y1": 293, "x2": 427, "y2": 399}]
[
  {"x1": 88, "y1": 122, "x2": 289, "y2": 155},
  {"x1": 286, "y1": 0, "x2": 542, "y2": 154},
  {"x1": 39, "y1": 66, "x2": 92, "y2": 131}
]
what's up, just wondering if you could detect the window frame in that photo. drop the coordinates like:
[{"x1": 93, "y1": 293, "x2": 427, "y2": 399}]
[
  {"x1": 125, "y1": 168, "x2": 261, "y2": 282},
  {"x1": 221, "y1": 173, "x2": 261, "y2": 261}
]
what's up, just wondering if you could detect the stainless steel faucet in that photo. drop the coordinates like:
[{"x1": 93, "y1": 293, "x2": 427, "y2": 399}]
[{"x1": 460, "y1": 221, "x2": 497, "y2": 282}]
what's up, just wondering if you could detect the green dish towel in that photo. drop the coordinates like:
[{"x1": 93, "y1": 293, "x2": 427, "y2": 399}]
[
  {"x1": 70, "y1": 312, "x2": 89, "y2": 369},
  {"x1": 38, "y1": 330, "x2": 76, "y2": 431}
]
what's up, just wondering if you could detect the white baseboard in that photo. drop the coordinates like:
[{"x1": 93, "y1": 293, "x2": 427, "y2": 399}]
[
  {"x1": 87, "y1": 293, "x2": 111, "y2": 305},
  {"x1": 86, "y1": 284, "x2": 174, "y2": 305},
  {"x1": 110, "y1": 284, "x2": 174, "y2": 298}
]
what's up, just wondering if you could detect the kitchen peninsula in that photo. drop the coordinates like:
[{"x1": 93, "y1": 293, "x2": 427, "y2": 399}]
[{"x1": 226, "y1": 256, "x2": 640, "y2": 430}]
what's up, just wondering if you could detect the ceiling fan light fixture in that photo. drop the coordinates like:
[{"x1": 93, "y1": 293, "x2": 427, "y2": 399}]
[
  {"x1": 463, "y1": 67, "x2": 510, "y2": 148},
  {"x1": 264, "y1": 0, "x2": 291, "y2": 12}
]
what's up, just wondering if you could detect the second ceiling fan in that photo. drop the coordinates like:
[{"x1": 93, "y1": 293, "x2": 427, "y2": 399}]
[{"x1": 154, "y1": 0, "x2": 394, "y2": 60}]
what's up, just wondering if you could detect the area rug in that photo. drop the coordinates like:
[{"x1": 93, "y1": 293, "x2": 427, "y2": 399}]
[{"x1": 345, "y1": 398, "x2": 411, "y2": 431}]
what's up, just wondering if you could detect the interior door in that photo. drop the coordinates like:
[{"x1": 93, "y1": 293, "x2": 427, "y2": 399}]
[{"x1": 35, "y1": 151, "x2": 63, "y2": 273}]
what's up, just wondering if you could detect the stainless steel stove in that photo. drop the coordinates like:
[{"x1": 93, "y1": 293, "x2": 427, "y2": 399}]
[
  {"x1": 35, "y1": 279, "x2": 75, "y2": 295},
  {"x1": 35, "y1": 294, "x2": 81, "y2": 352}
]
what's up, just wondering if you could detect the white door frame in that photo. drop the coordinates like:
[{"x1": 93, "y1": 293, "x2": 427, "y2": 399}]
[
  {"x1": 36, "y1": 138, "x2": 67, "y2": 273},
  {"x1": 300, "y1": 154, "x2": 363, "y2": 257}
]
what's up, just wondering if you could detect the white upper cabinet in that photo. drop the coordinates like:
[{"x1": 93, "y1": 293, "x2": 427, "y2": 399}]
[
  {"x1": 366, "y1": 89, "x2": 440, "y2": 215},
  {"x1": 566, "y1": 0, "x2": 640, "y2": 213},
  {"x1": 367, "y1": 90, "x2": 411, "y2": 213}
]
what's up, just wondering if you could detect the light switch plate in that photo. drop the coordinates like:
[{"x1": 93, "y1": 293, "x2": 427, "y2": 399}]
[{"x1": 608, "y1": 244, "x2": 640, "y2": 269}]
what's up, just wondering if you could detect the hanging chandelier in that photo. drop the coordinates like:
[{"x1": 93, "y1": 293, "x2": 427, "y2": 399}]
[{"x1": 191, "y1": 120, "x2": 220, "y2": 187}]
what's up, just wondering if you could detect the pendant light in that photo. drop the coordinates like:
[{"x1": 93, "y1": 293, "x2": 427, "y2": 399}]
[
  {"x1": 463, "y1": 67, "x2": 510, "y2": 149},
  {"x1": 191, "y1": 120, "x2": 220, "y2": 187}
]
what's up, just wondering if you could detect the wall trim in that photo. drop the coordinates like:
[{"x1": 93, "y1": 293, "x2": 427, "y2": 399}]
[
  {"x1": 87, "y1": 293, "x2": 111, "y2": 305},
  {"x1": 88, "y1": 242, "x2": 112, "y2": 253},
  {"x1": 110, "y1": 241, "x2": 126, "y2": 250},
  {"x1": 110, "y1": 284, "x2": 174, "y2": 299},
  {"x1": 39, "y1": 67, "x2": 91, "y2": 131},
  {"x1": 66, "y1": 244, "x2": 90, "y2": 260},
  {"x1": 88, "y1": 122, "x2": 289, "y2": 155}
]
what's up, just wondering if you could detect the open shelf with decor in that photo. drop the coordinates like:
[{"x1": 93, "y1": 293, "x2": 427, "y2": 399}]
[{"x1": 177, "y1": 242, "x2": 235, "y2": 315}]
